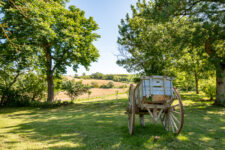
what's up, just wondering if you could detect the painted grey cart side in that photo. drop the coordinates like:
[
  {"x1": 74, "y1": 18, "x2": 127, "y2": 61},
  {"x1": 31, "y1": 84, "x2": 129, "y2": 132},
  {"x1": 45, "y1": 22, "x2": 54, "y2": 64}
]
[{"x1": 126, "y1": 76, "x2": 184, "y2": 135}]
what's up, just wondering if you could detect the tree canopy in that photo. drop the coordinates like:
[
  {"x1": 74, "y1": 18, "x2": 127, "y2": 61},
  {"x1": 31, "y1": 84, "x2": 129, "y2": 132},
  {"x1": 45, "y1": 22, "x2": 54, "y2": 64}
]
[
  {"x1": 0, "y1": 0, "x2": 100, "y2": 102},
  {"x1": 117, "y1": 0, "x2": 224, "y2": 105}
]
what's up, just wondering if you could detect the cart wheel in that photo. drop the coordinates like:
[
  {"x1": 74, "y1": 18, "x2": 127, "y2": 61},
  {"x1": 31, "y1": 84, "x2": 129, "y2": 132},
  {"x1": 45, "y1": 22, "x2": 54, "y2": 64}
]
[
  {"x1": 161, "y1": 88, "x2": 184, "y2": 135},
  {"x1": 128, "y1": 84, "x2": 135, "y2": 135}
]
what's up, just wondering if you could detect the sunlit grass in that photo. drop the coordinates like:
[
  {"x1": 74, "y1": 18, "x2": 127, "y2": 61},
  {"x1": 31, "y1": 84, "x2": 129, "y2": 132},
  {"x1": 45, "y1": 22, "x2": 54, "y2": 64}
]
[{"x1": 0, "y1": 92, "x2": 224, "y2": 149}]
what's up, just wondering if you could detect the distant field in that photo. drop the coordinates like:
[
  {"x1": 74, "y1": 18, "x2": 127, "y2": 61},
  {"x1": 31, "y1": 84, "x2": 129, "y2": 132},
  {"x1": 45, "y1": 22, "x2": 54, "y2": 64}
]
[
  {"x1": 56, "y1": 77, "x2": 130, "y2": 101},
  {"x1": 55, "y1": 88, "x2": 128, "y2": 101}
]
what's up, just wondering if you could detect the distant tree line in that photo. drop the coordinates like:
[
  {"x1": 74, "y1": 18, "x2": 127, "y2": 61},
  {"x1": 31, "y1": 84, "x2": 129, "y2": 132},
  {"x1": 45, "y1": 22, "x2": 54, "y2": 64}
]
[{"x1": 77, "y1": 72, "x2": 134, "y2": 83}]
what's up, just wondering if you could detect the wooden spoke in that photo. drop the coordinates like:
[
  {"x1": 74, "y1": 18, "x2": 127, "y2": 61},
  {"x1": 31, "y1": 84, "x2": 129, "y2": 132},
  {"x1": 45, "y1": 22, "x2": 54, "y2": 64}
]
[
  {"x1": 171, "y1": 112, "x2": 180, "y2": 123},
  {"x1": 161, "y1": 88, "x2": 184, "y2": 135},
  {"x1": 170, "y1": 117, "x2": 175, "y2": 133},
  {"x1": 173, "y1": 111, "x2": 181, "y2": 114},
  {"x1": 170, "y1": 114, "x2": 178, "y2": 131}
]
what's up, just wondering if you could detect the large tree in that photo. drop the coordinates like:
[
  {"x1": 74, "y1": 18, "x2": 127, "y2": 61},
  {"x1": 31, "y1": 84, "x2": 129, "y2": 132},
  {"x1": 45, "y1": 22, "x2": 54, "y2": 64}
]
[
  {"x1": 0, "y1": 0, "x2": 100, "y2": 102},
  {"x1": 144, "y1": 0, "x2": 225, "y2": 106},
  {"x1": 117, "y1": 0, "x2": 224, "y2": 106},
  {"x1": 117, "y1": 10, "x2": 174, "y2": 76}
]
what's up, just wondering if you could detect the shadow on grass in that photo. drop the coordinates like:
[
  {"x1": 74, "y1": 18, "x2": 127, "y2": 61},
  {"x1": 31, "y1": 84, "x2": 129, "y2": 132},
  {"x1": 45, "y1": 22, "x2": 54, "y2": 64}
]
[{"x1": 1, "y1": 96, "x2": 225, "y2": 149}]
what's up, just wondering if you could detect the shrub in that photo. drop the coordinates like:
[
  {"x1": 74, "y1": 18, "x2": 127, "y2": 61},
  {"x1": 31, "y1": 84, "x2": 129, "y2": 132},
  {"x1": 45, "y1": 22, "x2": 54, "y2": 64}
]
[
  {"x1": 90, "y1": 72, "x2": 104, "y2": 79},
  {"x1": 90, "y1": 81, "x2": 99, "y2": 88},
  {"x1": 88, "y1": 91, "x2": 92, "y2": 99},
  {"x1": 0, "y1": 73, "x2": 47, "y2": 107},
  {"x1": 0, "y1": 89, "x2": 31, "y2": 107},
  {"x1": 100, "y1": 82, "x2": 114, "y2": 89},
  {"x1": 100, "y1": 84, "x2": 108, "y2": 88},
  {"x1": 107, "y1": 82, "x2": 114, "y2": 88},
  {"x1": 61, "y1": 80, "x2": 89, "y2": 101},
  {"x1": 133, "y1": 77, "x2": 141, "y2": 83},
  {"x1": 17, "y1": 73, "x2": 47, "y2": 101},
  {"x1": 200, "y1": 78, "x2": 216, "y2": 100}
]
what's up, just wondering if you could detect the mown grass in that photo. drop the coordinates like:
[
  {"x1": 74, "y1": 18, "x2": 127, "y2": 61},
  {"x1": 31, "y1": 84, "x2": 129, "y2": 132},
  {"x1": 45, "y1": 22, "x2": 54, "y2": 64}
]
[{"x1": 0, "y1": 92, "x2": 224, "y2": 150}]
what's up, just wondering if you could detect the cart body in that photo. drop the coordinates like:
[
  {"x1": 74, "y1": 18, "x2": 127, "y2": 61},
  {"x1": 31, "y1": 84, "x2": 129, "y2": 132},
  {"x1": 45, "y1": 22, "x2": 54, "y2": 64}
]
[{"x1": 127, "y1": 76, "x2": 184, "y2": 135}]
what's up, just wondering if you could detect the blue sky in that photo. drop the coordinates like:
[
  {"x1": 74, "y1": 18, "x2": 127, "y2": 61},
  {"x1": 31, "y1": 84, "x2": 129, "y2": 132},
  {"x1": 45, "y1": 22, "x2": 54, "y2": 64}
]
[{"x1": 66, "y1": 0, "x2": 137, "y2": 75}]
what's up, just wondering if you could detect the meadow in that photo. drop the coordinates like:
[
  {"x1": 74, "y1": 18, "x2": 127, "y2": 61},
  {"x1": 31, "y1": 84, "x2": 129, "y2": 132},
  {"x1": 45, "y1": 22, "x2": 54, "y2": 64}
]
[
  {"x1": 55, "y1": 77, "x2": 129, "y2": 101},
  {"x1": 0, "y1": 92, "x2": 224, "y2": 150}
]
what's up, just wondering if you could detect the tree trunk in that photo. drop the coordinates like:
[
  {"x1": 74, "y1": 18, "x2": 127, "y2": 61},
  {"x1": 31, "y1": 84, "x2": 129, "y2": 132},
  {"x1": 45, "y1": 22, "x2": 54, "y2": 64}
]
[
  {"x1": 205, "y1": 39, "x2": 225, "y2": 106},
  {"x1": 215, "y1": 64, "x2": 225, "y2": 106},
  {"x1": 0, "y1": 94, "x2": 6, "y2": 106},
  {"x1": 194, "y1": 71, "x2": 199, "y2": 94},
  {"x1": 47, "y1": 75, "x2": 54, "y2": 102},
  {"x1": 45, "y1": 46, "x2": 54, "y2": 102}
]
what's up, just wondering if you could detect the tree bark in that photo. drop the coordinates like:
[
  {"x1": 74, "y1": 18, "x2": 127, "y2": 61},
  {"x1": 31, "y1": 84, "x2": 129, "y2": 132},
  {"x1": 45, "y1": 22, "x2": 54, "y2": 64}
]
[
  {"x1": 194, "y1": 71, "x2": 199, "y2": 94},
  {"x1": 205, "y1": 39, "x2": 225, "y2": 106},
  {"x1": 45, "y1": 45, "x2": 54, "y2": 102},
  {"x1": 47, "y1": 74, "x2": 54, "y2": 102},
  {"x1": 215, "y1": 64, "x2": 225, "y2": 106}
]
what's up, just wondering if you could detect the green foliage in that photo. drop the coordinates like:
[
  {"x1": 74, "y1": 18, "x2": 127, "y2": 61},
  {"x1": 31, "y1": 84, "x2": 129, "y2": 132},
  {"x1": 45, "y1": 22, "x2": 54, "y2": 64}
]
[
  {"x1": 90, "y1": 81, "x2": 99, "y2": 88},
  {"x1": 17, "y1": 73, "x2": 47, "y2": 101},
  {"x1": 133, "y1": 77, "x2": 141, "y2": 83},
  {"x1": 79, "y1": 73, "x2": 133, "y2": 83},
  {"x1": 0, "y1": 0, "x2": 100, "y2": 102},
  {"x1": 174, "y1": 72, "x2": 195, "y2": 91},
  {"x1": 61, "y1": 80, "x2": 89, "y2": 101},
  {"x1": 118, "y1": 0, "x2": 225, "y2": 105},
  {"x1": 107, "y1": 82, "x2": 114, "y2": 88},
  {"x1": 87, "y1": 91, "x2": 92, "y2": 99},
  {"x1": 200, "y1": 78, "x2": 216, "y2": 100},
  {"x1": 140, "y1": 0, "x2": 225, "y2": 105},
  {"x1": 0, "y1": 71, "x2": 47, "y2": 106},
  {"x1": 100, "y1": 82, "x2": 115, "y2": 89},
  {"x1": 117, "y1": 4, "x2": 173, "y2": 75},
  {"x1": 118, "y1": 84, "x2": 128, "y2": 89},
  {"x1": 90, "y1": 72, "x2": 105, "y2": 79}
]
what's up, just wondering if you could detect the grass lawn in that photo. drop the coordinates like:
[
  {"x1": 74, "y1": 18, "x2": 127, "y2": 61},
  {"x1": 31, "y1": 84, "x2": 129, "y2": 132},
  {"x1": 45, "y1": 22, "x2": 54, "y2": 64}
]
[{"x1": 0, "y1": 92, "x2": 224, "y2": 150}]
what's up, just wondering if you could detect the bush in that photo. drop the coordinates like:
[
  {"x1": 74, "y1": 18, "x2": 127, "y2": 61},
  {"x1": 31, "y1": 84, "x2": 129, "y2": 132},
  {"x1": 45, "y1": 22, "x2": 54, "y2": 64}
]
[
  {"x1": 0, "y1": 89, "x2": 31, "y2": 107},
  {"x1": 100, "y1": 82, "x2": 114, "y2": 89},
  {"x1": 90, "y1": 72, "x2": 104, "y2": 79},
  {"x1": 0, "y1": 88, "x2": 71, "y2": 108},
  {"x1": 90, "y1": 81, "x2": 99, "y2": 88},
  {"x1": 61, "y1": 80, "x2": 89, "y2": 101},
  {"x1": 200, "y1": 78, "x2": 216, "y2": 100},
  {"x1": 132, "y1": 77, "x2": 141, "y2": 83},
  {"x1": 17, "y1": 73, "x2": 47, "y2": 101},
  {"x1": 0, "y1": 72, "x2": 47, "y2": 107},
  {"x1": 107, "y1": 82, "x2": 114, "y2": 88}
]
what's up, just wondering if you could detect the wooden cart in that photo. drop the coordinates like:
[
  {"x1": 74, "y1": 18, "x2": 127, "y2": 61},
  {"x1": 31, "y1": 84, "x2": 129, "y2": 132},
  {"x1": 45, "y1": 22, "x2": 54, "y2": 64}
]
[{"x1": 126, "y1": 76, "x2": 184, "y2": 135}]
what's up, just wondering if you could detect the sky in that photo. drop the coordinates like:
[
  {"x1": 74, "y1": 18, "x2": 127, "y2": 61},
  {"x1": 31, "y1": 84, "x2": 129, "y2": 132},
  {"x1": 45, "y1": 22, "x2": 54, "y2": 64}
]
[{"x1": 66, "y1": 0, "x2": 137, "y2": 76}]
